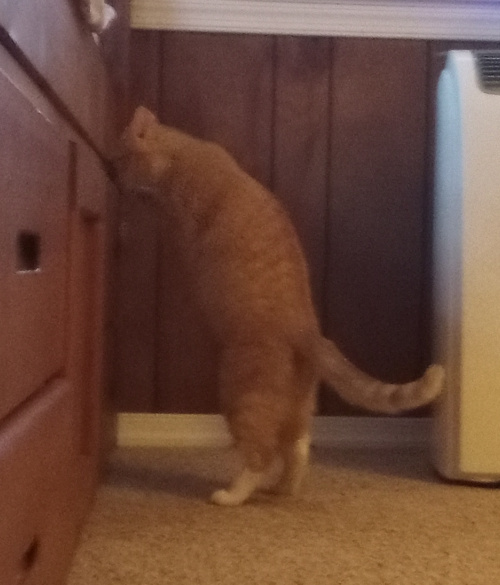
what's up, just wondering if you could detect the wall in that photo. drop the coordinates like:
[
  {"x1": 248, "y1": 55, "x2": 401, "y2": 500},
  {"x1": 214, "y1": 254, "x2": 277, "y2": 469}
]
[{"x1": 115, "y1": 32, "x2": 499, "y2": 415}]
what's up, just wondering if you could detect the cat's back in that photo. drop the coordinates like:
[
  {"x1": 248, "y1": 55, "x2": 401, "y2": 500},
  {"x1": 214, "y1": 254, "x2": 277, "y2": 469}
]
[
  {"x1": 166, "y1": 132, "x2": 318, "y2": 339},
  {"x1": 172, "y1": 133, "x2": 306, "y2": 273}
]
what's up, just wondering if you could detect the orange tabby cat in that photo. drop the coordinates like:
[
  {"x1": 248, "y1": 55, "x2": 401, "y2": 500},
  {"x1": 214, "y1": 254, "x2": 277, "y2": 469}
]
[{"x1": 116, "y1": 106, "x2": 444, "y2": 506}]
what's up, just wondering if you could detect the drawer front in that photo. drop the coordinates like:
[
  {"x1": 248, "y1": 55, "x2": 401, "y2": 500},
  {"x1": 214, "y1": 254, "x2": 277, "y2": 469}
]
[
  {"x1": 0, "y1": 66, "x2": 69, "y2": 420},
  {"x1": 0, "y1": 379, "x2": 78, "y2": 585},
  {"x1": 67, "y1": 142, "x2": 110, "y2": 522}
]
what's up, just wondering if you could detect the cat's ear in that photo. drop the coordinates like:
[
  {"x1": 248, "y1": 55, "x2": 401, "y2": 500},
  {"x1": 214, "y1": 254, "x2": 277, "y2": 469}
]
[{"x1": 129, "y1": 106, "x2": 158, "y2": 142}]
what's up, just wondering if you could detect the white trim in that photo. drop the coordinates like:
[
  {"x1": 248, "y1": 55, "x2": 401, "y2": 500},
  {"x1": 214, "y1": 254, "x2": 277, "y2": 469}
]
[
  {"x1": 130, "y1": 0, "x2": 500, "y2": 41},
  {"x1": 118, "y1": 413, "x2": 232, "y2": 447},
  {"x1": 117, "y1": 413, "x2": 431, "y2": 449}
]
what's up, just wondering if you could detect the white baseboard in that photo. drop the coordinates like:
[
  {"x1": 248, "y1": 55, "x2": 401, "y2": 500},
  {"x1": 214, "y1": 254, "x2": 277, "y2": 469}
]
[
  {"x1": 118, "y1": 413, "x2": 232, "y2": 448},
  {"x1": 130, "y1": 0, "x2": 500, "y2": 41},
  {"x1": 117, "y1": 413, "x2": 431, "y2": 449}
]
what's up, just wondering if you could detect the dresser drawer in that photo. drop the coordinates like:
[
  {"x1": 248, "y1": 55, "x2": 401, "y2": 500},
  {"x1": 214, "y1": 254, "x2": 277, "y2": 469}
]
[
  {"x1": 0, "y1": 379, "x2": 78, "y2": 585},
  {"x1": 0, "y1": 0, "x2": 110, "y2": 154},
  {"x1": 0, "y1": 64, "x2": 69, "y2": 420}
]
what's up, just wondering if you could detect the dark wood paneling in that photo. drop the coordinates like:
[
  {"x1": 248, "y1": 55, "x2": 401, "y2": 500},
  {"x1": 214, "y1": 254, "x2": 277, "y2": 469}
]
[
  {"x1": 114, "y1": 196, "x2": 160, "y2": 412},
  {"x1": 160, "y1": 31, "x2": 274, "y2": 186},
  {"x1": 156, "y1": 223, "x2": 220, "y2": 414},
  {"x1": 118, "y1": 30, "x2": 163, "y2": 413},
  {"x1": 323, "y1": 38, "x2": 429, "y2": 414},
  {"x1": 129, "y1": 29, "x2": 162, "y2": 116},
  {"x1": 274, "y1": 36, "x2": 330, "y2": 313}
]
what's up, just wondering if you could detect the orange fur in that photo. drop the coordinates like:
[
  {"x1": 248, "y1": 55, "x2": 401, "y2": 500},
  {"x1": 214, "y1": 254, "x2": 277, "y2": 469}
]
[{"x1": 116, "y1": 106, "x2": 444, "y2": 505}]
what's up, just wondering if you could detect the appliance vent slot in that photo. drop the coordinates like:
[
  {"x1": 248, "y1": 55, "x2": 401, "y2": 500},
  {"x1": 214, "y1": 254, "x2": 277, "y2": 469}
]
[{"x1": 475, "y1": 51, "x2": 500, "y2": 89}]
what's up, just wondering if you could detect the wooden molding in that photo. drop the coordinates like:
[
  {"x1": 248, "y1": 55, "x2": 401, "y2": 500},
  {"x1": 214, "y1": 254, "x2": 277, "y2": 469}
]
[
  {"x1": 117, "y1": 413, "x2": 431, "y2": 448},
  {"x1": 130, "y1": 0, "x2": 500, "y2": 40}
]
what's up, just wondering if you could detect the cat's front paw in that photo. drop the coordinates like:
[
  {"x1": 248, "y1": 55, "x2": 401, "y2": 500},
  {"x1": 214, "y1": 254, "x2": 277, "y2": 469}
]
[{"x1": 210, "y1": 489, "x2": 243, "y2": 506}]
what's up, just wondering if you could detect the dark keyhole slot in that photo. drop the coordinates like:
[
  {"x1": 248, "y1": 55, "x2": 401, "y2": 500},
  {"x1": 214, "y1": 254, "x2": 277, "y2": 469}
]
[
  {"x1": 17, "y1": 231, "x2": 41, "y2": 272},
  {"x1": 21, "y1": 537, "x2": 40, "y2": 573}
]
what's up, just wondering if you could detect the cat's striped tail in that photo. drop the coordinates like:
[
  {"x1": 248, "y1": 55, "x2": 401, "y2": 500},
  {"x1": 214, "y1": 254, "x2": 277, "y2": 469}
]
[{"x1": 315, "y1": 337, "x2": 444, "y2": 414}]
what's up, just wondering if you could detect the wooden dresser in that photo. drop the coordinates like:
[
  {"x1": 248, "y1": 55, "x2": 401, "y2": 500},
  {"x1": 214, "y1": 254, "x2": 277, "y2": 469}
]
[{"x1": 0, "y1": 1, "x2": 127, "y2": 583}]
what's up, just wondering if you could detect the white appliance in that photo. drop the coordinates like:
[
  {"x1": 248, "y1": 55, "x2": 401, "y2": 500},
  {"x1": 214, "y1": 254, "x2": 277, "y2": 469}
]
[{"x1": 432, "y1": 50, "x2": 500, "y2": 482}]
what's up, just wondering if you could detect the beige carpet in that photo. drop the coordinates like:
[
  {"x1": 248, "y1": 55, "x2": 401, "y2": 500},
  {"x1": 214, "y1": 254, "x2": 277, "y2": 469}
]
[{"x1": 67, "y1": 445, "x2": 500, "y2": 585}]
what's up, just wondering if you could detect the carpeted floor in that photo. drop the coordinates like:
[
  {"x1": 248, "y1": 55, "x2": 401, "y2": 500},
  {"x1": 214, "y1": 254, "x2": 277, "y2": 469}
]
[{"x1": 67, "y1": 445, "x2": 500, "y2": 585}]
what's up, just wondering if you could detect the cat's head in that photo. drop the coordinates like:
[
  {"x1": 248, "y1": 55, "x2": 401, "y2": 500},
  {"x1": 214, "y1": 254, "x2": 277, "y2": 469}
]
[{"x1": 113, "y1": 106, "x2": 171, "y2": 192}]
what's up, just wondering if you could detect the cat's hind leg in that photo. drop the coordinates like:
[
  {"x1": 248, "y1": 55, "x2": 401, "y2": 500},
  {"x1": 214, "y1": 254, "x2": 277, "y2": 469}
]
[
  {"x1": 273, "y1": 385, "x2": 315, "y2": 497},
  {"x1": 210, "y1": 420, "x2": 278, "y2": 506},
  {"x1": 211, "y1": 343, "x2": 291, "y2": 506},
  {"x1": 273, "y1": 433, "x2": 311, "y2": 496}
]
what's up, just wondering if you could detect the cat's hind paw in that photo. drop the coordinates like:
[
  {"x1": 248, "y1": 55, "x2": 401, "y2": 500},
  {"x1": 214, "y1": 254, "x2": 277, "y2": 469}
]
[{"x1": 210, "y1": 489, "x2": 244, "y2": 506}]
